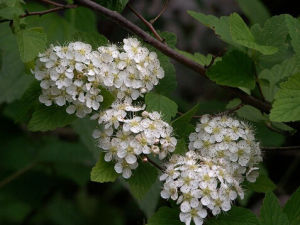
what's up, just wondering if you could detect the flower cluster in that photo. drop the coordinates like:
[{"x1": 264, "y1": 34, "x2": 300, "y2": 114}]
[
  {"x1": 188, "y1": 114, "x2": 262, "y2": 181},
  {"x1": 92, "y1": 105, "x2": 177, "y2": 179},
  {"x1": 33, "y1": 38, "x2": 164, "y2": 118},
  {"x1": 160, "y1": 115, "x2": 262, "y2": 225}
]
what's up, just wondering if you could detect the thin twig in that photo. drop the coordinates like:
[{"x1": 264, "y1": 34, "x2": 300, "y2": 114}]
[
  {"x1": 149, "y1": 0, "x2": 169, "y2": 24},
  {"x1": 0, "y1": 2, "x2": 77, "y2": 23},
  {"x1": 75, "y1": 0, "x2": 272, "y2": 114},
  {"x1": 141, "y1": 155, "x2": 164, "y2": 171},
  {"x1": 261, "y1": 146, "x2": 300, "y2": 151},
  {"x1": 0, "y1": 162, "x2": 38, "y2": 189},
  {"x1": 127, "y1": 4, "x2": 165, "y2": 43},
  {"x1": 254, "y1": 68, "x2": 266, "y2": 102},
  {"x1": 39, "y1": 0, "x2": 65, "y2": 7},
  {"x1": 216, "y1": 103, "x2": 244, "y2": 116},
  {"x1": 264, "y1": 121, "x2": 292, "y2": 136}
]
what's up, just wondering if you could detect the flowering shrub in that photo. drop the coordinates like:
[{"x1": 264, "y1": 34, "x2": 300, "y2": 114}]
[{"x1": 1, "y1": 0, "x2": 300, "y2": 225}]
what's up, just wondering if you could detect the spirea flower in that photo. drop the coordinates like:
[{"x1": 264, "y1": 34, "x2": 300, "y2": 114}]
[
  {"x1": 33, "y1": 38, "x2": 165, "y2": 118},
  {"x1": 92, "y1": 109, "x2": 177, "y2": 179},
  {"x1": 160, "y1": 115, "x2": 262, "y2": 225},
  {"x1": 188, "y1": 114, "x2": 262, "y2": 180}
]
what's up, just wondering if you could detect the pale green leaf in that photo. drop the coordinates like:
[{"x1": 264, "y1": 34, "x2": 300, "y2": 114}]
[
  {"x1": 147, "y1": 207, "x2": 182, "y2": 225},
  {"x1": 283, "y1": 187, "x2": 300, "y2": 225},
  {"x1": 90, "y1": 152, "x2": 118, "y2": 183},
  {"x1": 207, "y1": 50, "x2": 255, "y2": 89},
  {"x1": 128, "y1": 162, "x2": 158, "y2": 200},
  {"x1": 145, "y1": 93, "x2": 178, "y2": 123},
  {"x1": 260, "y1": 192, "x2": 289, "y2": 225},
  {"x1": 270, "y1": 73, "x2": 300, "y2": 122},
  {"x1": 174, "y1": 138, "x2": 187, "y2": 155},
  {"x1": 229, "y1": 13, "x2": 277, "y2": 55},
  {"x1": 236, "y1": 0, "x2": 270, "y2": 26},
  {"x1": 16, "y1": 27, "x2": 47, "y2": 62},
  {"x1": 28, "y1": 105, "x2": 77, "y2": 131}
]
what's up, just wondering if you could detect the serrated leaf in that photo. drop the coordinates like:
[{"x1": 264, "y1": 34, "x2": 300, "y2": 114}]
[
  {"x1": 207, "y1": 50, "x2": 255, "y2": 89},
  {"x1": 259, "y1": 57, "x2": 299, "y2": 101},
  {"x1": 260, "y1": 192, "x2": 289, "y2": 225},
  {"x1": 187, "y1": 11, "x2": 235, "y2": 45},
  {"x1": 145, "y1": 93, "x2": 178, "y2": 123},
  {"x1": 16, "y1": 27, "x2": 47, "y2": 62},
  {"x1": 176, "y1": 49, "x2": 213, "y2": 66},
  {"x1": 236, "y1": 0, "x2": 270, "y2": 26},
  {"x1": 128, "y1": 162, "x2": 158, "y2": 200},
  {"x1": 283, "y1": 187, "x2": 300, "y2": 225},
  {"x1": 206, "y1": 206, "x2": 259, "y2": 225},
  {"x1": 0, "y1": 23, "x2": 33, "y2": 103},
  {"x1": 90, "y1": 152, "x2": 118, "y2": 183},
  {"x1": 229, "y1": 13, "x2": 277, "y2": 55},
  {"x1": 285, "y1": 15, "x2": 300, "y2": 58},
  {"x1": 172, "y1": 103, "x2": 200, "y2": 139},
  {"x1": 270, "y1": 73, "x2": 300, "y2": 122},
  {"x1": 245, "y1": 172, "x2": 276, "y2": 193},
  {"x1": 147, "y1": 207, "x2": 182, "y2": 225},
  {"x1": 28, "y1": 105, "x2": 77, "y2": 131}
]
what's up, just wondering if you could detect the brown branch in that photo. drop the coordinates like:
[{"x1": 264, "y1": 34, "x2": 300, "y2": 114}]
[
  {"x1": 39, "y1": 0, "x2": 65, "y2": 7},
  {"x1": 216, "y1": 103, "x2": 244, "y2": 116},
  {"x1": 261, "y1": 146, "x2": 300, "y2": 151},
  {"x1": 127, "y1": 4, "x2": 164, "y2": 43},
  {"x1": 75, "y1": 0, "x2": 272, "y2": 114},
  {"x1": 141, "y1": 155, "x2": 164, "y2": 171},
  {"x1": 149, "y1": 0, "x2": 169, "y2": 24},
  {"x1": 0, "y1": 162, "x2": 38, "y2": 189},
  {"x1": 0, "y1": 2, "x2": 77, "y2": 23}
]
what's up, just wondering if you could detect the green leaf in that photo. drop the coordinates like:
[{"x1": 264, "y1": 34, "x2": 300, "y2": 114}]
[
  {"x1": 283, "y1": 187, "x2": 300, "y2": 225},
  {"x1": 207, "y1": 50, "x2": 255, "y2": 89},
  {"x1": 270, "y1": 73, "x2": 300, "y2": 122},
  {"x1": 285, "y1": 15, "x2": 300, "y2": 59},
  {"x1": 160, "y1": 31, "x2": 177, "y2": 48},
  {"x1": 147, "y1": 207, "x2": 182, "y2": 225},
  {"x1": 38, "y1": 137, "x2": 94, "y2": 164},
  {"x1": 3, "y1": 81, "x2": 40, "y2": 123},
  {"x1": 0, "y1": 0, "x2": 24, "y2": 20},
  {"x1": 16, "y1": 27, "x2": 47, "y2": 62},
  {"x1": 145, "y1": 93, "x2": 178, "y2": 123},
  {"x1": 73, "y1": 31, "x2": 108, "y2": 49},
  {"x1": 229, "y1": 13, "x2": 277, "y2": 55},
  {"x1": 174, "y1": 138, "x2": 187, "y2": 155},
  {"x1": 236, "y1": 0, "x2": 270, "y2": 26},
  {"x1": 176, "y1": 49, "x2": 213, "y2": 66},
  {"x1": 187, "y1": 11, "x2": 235, "y2": 45},
  {"x1": 172, "y1": 103, "x2": 200, "y2": 138},
  {"x1": 259, "y1": 57, "x2": 299, "y2": 101},
  {"x1": 246, "y1": 171, "x2": 276, "y2": 193},
  {"x1": 152, "y1": 33, "x2": 177, "y2": 96},
  {"x1": 72, "y1": 118, "x2": 99, "y2": 160},
  {"x1": 28, "y1": 105, "x2": 77, "y2": 131},
  {"x1": 260, "y1": 192, "x2": 289, "y2": 225},
  {"x1": 0, "y1": 23, "x2": 33, "y2": 103},
  {"x1": 99, "y1": 86, "x2": 116, "y2": 110},
  {"x1": 90, "y1": 152, "x2": 118, "y2": 183},
  {"x1": 128, "y1": 162, "x2": 158, "y2": 200},
  {"x1": 136, "y1": 179, "x2": 161, "y2": 218},
  {"x1": 206, "y1": 206, "x2": 259, "y2": 225}
]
